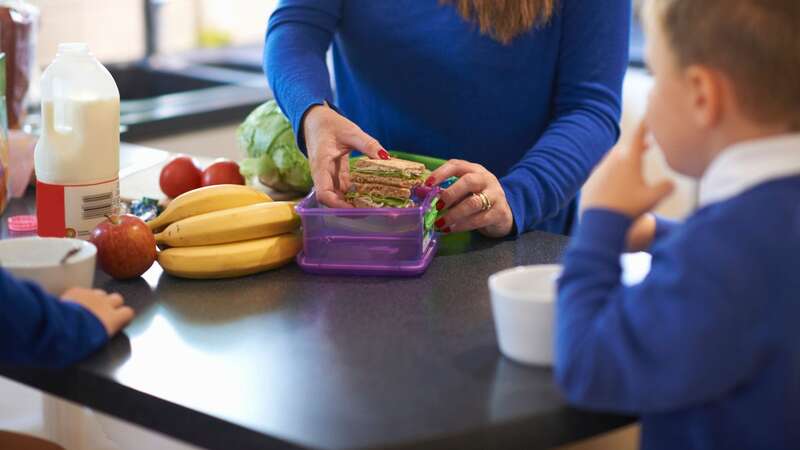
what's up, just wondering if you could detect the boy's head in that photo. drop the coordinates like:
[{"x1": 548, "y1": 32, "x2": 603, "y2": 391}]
[{"x1": 642, "y1": 0, "x2": 800, "y2": 177}]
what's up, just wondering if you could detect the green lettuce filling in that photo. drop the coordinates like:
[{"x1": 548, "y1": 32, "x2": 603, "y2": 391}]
[
  {"x1": 424, "y1": 197, "x2": 440, "y2": 231},
  {"x1": 346, "y1": 192, "x2": 413, "y2": 208},
  {"x1": 351, "y1": 168, "x2": 425, "y2": 180}
]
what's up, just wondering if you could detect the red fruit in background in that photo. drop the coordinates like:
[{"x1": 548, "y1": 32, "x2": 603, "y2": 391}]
[
  {"x1": 201, "y1": 159, "x2": 245, "y2": 187},
  {"x1": 160, "y1": 156, "x2": 202, "y2": 198},
  {"x1": 90, "y1": 215, "x2": 157, "y2": 280}
]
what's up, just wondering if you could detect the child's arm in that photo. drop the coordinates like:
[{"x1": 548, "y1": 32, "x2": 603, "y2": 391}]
[
  {"x1": 556, "y1": 208, "x2": 767, "y2": 413},
  {"x1": 556, "y1": 122, "x2": 765, "y2": 413},
  {"x1": 0, "y1": 269, "x2": 132, "y2": 368}
]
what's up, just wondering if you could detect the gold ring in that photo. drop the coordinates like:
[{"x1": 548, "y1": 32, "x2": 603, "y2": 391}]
[{"x1": 474, "y1": 191, "x2": 492, "y2": 212}]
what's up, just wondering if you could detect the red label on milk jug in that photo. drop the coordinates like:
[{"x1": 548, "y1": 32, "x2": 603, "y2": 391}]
[{"x1": 36, "y1": 178, "x2": 119, "y2": 239}]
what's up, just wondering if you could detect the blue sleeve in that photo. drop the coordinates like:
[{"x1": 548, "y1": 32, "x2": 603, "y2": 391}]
[
  {"x1": 0, "y1": 269, "x2": 107, "y2": 368},
  {"x1": 555, "y1": 209, "x2": 770, "y2": 413},
  {"x1": 653, "y1": 214, "x2": 680, "y2": 243},
  {"x1": 265, "y1": 0, "x2": 342, "y2": 151},
  {"x1": 500, "y1": 0, "x2": 630, "y2": 234}
]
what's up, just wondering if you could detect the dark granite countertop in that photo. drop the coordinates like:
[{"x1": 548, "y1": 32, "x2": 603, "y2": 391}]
[{"x1": 0, "y1": 191, "x2": 634, "y2": 450}]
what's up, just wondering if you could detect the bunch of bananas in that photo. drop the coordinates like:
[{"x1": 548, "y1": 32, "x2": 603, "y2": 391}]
[{"x1": 149, "y1": 184, "x2": 302, "y2": 279}]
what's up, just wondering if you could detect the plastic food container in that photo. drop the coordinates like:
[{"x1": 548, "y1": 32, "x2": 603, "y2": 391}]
[{"x1": 295, "y1": 188, "x2": 440, "y2": 276}]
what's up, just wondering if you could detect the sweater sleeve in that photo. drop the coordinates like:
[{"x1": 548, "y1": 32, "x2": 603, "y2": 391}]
[
  {"x1": 0, "y1": 269, "x2": 108, "y2": 368},
  {"x1": 500, "y1": 0, "x2": 630, "y2": 234},
  {"x1": 653, "y1": 214, "x2": 680, "y2": 244},
  {"x1": 265, "y1": 0, "x2": 342, "y2": 151},
  {"x1": 555, "y1": 209, "x2": 770, "y2": 414}
]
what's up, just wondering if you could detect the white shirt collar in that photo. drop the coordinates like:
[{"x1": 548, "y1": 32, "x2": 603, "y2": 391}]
[{"x1": 698, "y1": 133, "x2": 800, "y2": 207}]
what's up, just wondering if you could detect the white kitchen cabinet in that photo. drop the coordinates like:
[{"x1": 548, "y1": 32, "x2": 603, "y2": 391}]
[{"x1": 0, "y1": 377, "x2": 201, "y2": 450}]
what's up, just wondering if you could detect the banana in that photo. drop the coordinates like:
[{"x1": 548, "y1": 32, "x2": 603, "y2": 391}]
[
  {"x1": 154, "y1": 202, "x2": 300, "y2": 247},
  {"x1": 157, "y1": 233, "x2": 302, "y2": 279},
  {"x1": 148, "y1": 184, "x2": 272, "y2": 231}
]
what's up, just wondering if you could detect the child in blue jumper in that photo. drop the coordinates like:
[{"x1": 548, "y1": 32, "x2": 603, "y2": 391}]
[
  {"x1": 555, "y1": 0, "x2": 800, "y2": 449},
  {"x1": 1, "y1": 269, "x2": 133, "y2": 367}
]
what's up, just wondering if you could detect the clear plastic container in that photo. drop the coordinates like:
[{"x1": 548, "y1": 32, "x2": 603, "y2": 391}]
[{"x1": 295, "y1": 187, "x2": 440, "y2": 276}]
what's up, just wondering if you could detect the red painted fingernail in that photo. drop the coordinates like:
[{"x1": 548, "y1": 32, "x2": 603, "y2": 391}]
[
  {"x1": 424, "y1": 176, "x2": 435, "y2": 187},
  {"x1": 378, "y1": 149, "x2": 390, "y2": 160},
  {"x1": 442, "y1": 227, "x2": 452, "y2": 234},
  {"x1": 436, "y1": 200, "x2": 445, "y2": 211},
  {"x1": 435, "y1": 218, "x2": 446, "y2": 229}
]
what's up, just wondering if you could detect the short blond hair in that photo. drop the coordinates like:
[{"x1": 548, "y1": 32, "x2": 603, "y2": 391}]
[{"x1": 651, "y1": 0, "x2": 800, "y2": 130}]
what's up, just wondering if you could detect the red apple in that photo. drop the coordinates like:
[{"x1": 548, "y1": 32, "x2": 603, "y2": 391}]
[
  {"x1": 201, "y1": 159, "x2": 245, "y2": 186},
  {"x1": 90, "y1": 215, "x2": 157, "y2": 280},
  {"x1": 160, "y1": 156, "x2": 203, "y2": 198}
]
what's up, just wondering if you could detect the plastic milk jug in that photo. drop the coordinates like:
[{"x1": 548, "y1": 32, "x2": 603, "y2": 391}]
[{"x1": 34, "y1": 43, "x2": 120, "y2": 239}]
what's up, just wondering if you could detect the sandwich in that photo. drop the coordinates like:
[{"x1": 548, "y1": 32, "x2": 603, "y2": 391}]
[{"x1": 346, "y1": 158, "x2": 428, "y2": 208}]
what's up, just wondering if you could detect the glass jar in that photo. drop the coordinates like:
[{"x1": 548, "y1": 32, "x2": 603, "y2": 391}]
[
  {"x1": 0, "y1": 52, "x2": 9, "y2": 214},
  {"x1": 0, "y1": 0, "x2": 38, "y2": 130}
]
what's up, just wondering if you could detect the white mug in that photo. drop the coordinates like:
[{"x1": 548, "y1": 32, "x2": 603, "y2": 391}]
[
  {"x1": 0, "y1": 237, "x2": 96, "y2": 296},
  {"x1": 488, "y1": 264, "x2": 562, "y2": 366}
]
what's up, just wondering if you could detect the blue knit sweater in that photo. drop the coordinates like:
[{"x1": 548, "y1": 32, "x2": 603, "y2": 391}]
[
  {"x1": 0, "y1": 269, "x2": 107, "y2": 367},
  {"x1": 557, "y1": 176, "x2": 800, "y2": 450},
  {"x1": 265, "y1": 0, "x2": 630, "y2": 234}
]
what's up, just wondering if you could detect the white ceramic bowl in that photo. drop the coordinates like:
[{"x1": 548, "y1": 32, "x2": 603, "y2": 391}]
[
  {"x1": 489, "y1": 264, "x2": 562, "y2": 367},
  {"x1": 0, "y1": 237, "x2": 97, "y2": 295}
]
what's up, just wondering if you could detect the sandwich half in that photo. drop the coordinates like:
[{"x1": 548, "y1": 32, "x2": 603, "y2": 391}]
[{"x1": 346, "y1": 158, "x2": 428, "y2": 208}]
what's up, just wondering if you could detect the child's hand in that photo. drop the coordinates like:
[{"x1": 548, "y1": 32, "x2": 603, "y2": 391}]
[
  {"x1": 582, "y1": 121, "x2": 675, "y2": 219},
  {"x1": 61, "y1": 288, "x2": 134, "y2": 337},
  {"x1": 626, "y1": 213, "x2": 657, "y2": 252}
]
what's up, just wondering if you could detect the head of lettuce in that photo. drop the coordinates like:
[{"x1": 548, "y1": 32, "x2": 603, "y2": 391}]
[{"x1": 238, "y1": 100, "x2": 313, "y2": 193}]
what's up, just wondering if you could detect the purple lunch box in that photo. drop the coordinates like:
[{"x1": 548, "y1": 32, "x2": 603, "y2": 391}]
[{"x1": 295, "y1": 188, "x2": 440, "y2": 277}]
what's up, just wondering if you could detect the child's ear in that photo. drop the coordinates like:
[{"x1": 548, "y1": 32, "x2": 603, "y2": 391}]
[{"x1": 684, "y1": 65, "x2": 723, "y2": 129}]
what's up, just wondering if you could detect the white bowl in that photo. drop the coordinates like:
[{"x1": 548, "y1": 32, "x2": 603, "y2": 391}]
[
  {"x1": 0, "y1": 237, "x2": 97, "y2": 296},
  {"x1": 489, "y1": 264, "x2": 562, "y2": 367}
]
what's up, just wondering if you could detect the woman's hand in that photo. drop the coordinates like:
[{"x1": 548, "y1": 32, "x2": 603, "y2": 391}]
[
  {"x1": 303, "y1": 103, "x2": 389, "y2": 207},
  {"x1": 426, "y1": 160, "x2": 514, "y2": 238}
]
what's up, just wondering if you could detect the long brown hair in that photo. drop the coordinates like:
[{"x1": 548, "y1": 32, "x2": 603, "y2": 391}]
[{"x1": 441, "y1": 0, "x2": 556, "y2": 44}]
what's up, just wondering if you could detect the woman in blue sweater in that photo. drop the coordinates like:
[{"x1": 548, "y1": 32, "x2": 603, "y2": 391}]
[{"x1": 265, "y1": 0, "x2": 630, "y2": 236}]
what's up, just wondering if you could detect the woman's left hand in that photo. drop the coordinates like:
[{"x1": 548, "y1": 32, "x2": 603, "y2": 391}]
[{"x1": 426, "y1": 160, "x2": 514, "y2": 238}]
